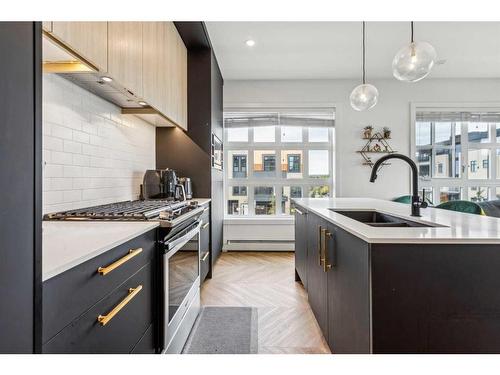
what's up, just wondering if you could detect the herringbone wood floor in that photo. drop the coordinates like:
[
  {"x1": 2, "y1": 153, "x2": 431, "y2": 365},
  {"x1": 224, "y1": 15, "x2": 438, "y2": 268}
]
[{"x1": 201, "y1": 251, "x2": 331, "y2": 354}]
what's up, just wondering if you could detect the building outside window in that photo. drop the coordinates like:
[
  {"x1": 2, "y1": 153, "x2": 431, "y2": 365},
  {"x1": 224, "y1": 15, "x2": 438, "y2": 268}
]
[
  {"x1": 413, "y1": 108, "x2": 500, "y2": 203},
  {"x1": 224, "y1": 109, "x2": 335, "y2": 216}
]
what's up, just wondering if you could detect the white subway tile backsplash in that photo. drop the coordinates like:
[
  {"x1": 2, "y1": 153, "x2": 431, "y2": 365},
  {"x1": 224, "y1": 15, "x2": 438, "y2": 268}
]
[
  {"x1": 42, "y1": 74, "x2": 155, "y2": 214},
  {"x1": 51, "y1": 177, "x2": 74, "y2": 191},
  {"x1": 44, "y1": 164, "x2": 64, "y2": 178},
  {"x1": 73, "y1": 130, "x2": 90, "y2": 144},
  {"x1": 63, "y1": 190, "x2": 82, "y2": 203},
  {"x1": 51, "y1": 123, "x2": 73, "y2": 140},
  {"x1": 63, "y1": 165, "x2": 83, "y2": 178},
  {"x1": 72, "y1": 154, "x2": 90, "y2": 167},
  {"x1": 63, "y1": 140, "x2": 82, "y2": 154},
  {"x1": 51, "y1": 151, "x2": 73, "y2": 165},
  {"x1": 43, "y1": 135, "x2": 63, "y2": 152}
]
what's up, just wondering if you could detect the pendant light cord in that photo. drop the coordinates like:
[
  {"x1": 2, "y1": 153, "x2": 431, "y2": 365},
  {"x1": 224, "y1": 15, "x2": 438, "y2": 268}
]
[
  {"x1": 410, "y1": 21, "x2": 414, "y2": 43},
  {"x1": 362, "y1": 21, "x2": 366, "y2": 84}
]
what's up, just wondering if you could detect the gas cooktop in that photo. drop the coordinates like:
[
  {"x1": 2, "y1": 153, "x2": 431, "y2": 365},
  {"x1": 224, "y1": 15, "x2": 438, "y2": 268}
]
[{"x1": 43, "y1": 199, "x2": 196, "y2": 221}]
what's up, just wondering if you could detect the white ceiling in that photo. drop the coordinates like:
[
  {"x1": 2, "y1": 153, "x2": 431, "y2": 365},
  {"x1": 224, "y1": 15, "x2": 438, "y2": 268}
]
[{"x1": 205, "y1": 22, "x2": 500, "y2": 80}]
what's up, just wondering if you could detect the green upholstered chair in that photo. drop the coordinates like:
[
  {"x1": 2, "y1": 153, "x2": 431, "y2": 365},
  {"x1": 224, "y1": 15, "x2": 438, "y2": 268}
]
[
  {"x1": 392, "y1": 195, "x2": 434, "y2": 206},
  {"x1": 436, "y1": 200, "x2": 484, "y2": 215},
  {"x1": 477, "y1": 200, "x2": 500, "y2": 218}
]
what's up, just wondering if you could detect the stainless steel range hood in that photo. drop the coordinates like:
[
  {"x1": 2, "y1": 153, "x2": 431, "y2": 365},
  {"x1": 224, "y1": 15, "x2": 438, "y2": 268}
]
[{"x1": 42, "y1": 32, "x2": 175, "y2": 128}]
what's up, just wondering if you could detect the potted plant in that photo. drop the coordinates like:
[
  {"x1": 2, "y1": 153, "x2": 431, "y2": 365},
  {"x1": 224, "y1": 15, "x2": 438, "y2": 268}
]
[
  {"x1": 383, "y1": 126, "x2": 391, "y2": 139},
  {"x1": 363, "y1": 125, "x2": 373, "y2": 138}
]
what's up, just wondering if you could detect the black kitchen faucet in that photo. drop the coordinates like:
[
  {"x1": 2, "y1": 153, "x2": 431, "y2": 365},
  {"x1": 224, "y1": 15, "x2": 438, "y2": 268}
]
[{"x1": 369, "y1": 153, "x2": 428, "y2": 217}]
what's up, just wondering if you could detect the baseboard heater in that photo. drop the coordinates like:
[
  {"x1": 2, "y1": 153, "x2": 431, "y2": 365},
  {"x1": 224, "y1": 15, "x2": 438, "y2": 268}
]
[{"x1": 223, "y1": 240, "x2": 295, "y2": 251}]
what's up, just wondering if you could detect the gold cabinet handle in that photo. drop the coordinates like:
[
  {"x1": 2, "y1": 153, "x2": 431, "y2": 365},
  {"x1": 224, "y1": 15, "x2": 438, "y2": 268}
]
[
  {"x1": 202, "y1": 222, "x2": 209, "y2": 229},
  {"x1": 201, "y1": 252, "x2": 209, "y2": 262},
  {"x1": 318, "y1": 225, "x2": 324, "y2": 266},
  {"x1": 323, "y1": 230, "x2": 333, "y2": 272},
  {"x1": 97, "y1": 285, "x2": 142, "y2": 326},
  {"x1": 98, "y1": 248, "x2": 143, "y2": 276}
]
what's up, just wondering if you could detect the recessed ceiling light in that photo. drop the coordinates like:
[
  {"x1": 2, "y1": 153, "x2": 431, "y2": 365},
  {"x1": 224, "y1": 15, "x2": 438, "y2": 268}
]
[
  {"x1": 245, "y1": 39, "x2": 255, "y2": 47},
  {"x1": 138, "y1": 101, "x2": 147, "y2": 106},
  {"x1": 100, "y1": 76, "x2": 113, "y2": 82}
]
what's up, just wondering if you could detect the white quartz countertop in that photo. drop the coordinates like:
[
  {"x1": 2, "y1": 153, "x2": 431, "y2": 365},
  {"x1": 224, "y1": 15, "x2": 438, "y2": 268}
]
[
  {"x1": 293, "y1": 198, "x2": 500, "y2": 244},
  {"x1": 42, "y1": 198, "x2": 210, "y2": 281},
  {"x1": 42, "y1": 221, "x2": 159, "y2": 281}
]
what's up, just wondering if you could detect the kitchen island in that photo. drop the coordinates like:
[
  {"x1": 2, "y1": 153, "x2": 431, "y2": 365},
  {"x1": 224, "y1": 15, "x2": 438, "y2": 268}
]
[{"x1": 292, "y1": 198, "x2": 500, "y2": 354}]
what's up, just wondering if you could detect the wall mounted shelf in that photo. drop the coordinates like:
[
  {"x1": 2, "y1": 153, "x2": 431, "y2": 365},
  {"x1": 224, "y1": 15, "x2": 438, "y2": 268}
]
[{"x1": 357, "y1": 131, "x2": 397, "y2": 168}]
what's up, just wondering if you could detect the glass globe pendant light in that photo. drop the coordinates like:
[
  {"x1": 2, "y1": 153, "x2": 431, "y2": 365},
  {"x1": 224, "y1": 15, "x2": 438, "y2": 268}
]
[
  {"x1": 392, "y1": 22, "x2": 437, "y2": 82},
  {"x1": 350, "y1": 22, "x2": 379, "y2": 111}
]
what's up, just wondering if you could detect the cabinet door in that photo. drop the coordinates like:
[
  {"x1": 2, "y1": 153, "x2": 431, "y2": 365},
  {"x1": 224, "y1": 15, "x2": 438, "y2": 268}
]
[
  {"x1": 294, "y1": 206, "x2": 308, "y2": 287},
  {"x1": 108, "y1": 22, "x2": 143, "y2": 98},
  {"x1": 306, "y1": 214, "x2": 328, "y2": 340},
  {"x1": 51, "y1": 22, "x2": 107, "y2": 71},
  {"x1": 164, "y1": 23, "x2": 187, "y2": 130},
  {"x1": 327, "y1": 224, "x2": 371, "y2": 353},
  {"x1": 142, "y1": 22, "x2": 166, "y2": 113}
]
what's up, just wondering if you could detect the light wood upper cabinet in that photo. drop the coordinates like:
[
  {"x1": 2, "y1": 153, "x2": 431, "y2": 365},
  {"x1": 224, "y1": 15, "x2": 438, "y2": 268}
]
[
  {"x1": 142, "y1": 22, "x2": 167, "y2": 115},
  {"x1": 51, "y1": 22, "x2": 108, "y2": 72},
  {"x1": 142, "y1": 22, "x2": 187, "y2": 130},
  {"x1": 108, "y1": 22, "x2": 143, "y2": 98},
  {"x1": 169, "y1": 23, "x2": 187, "y2": 130}
]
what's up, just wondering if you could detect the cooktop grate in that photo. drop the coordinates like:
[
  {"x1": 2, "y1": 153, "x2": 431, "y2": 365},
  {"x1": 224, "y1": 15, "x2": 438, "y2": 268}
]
[{"x1": 43, "y1": 199, "x2": 189, "y2": 221}]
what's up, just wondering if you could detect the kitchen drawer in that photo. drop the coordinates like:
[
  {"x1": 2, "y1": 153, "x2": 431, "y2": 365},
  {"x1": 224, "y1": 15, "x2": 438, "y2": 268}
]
[
  {"x1": 131, "y1": 324, "x2": 155, "y2": 354},
  {"x1": 43, "y1": 229, "x2": 156, "y2": 343},
  {"x1": 43, "y1": 262, "x2": 153, "y2": 353}
]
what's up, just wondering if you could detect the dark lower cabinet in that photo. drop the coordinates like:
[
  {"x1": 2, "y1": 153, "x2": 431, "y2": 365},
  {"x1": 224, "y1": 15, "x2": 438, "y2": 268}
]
[
  {"x1": 293, "y1": 206, "x2": 308, "y2": 286},
  {"x1": 327, "y1": 224, "x2": 371, "y2": 353},
  {"x1": 306, "y1": 213, "x2": 328, "y2": 338},
  {"x1": 43, "y1": 229, "x2": 157, "y2": 354},
  {"x1": 200, "y1": 205, "x2": 211, "y2": 283},
  {"x1": 131, "y1": 324, "x2": 155, "y2": 354},
  {"x1": 43, "y1": 262, "x2": 154, "y2": 353},
  {"x1": 297, "y1": 210, "x2": 500, "y2": 353}
]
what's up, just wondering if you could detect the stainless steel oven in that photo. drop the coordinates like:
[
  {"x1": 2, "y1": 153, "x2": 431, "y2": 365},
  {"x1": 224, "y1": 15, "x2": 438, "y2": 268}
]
[{"x1": 162, "y1": 218, "x2": 202, "y2": 353}]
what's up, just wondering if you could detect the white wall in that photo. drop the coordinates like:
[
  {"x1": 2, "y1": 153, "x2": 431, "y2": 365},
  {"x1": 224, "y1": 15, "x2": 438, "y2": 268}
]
[
  {"x1": 42, "y1": 74, "x2": 155, "y2": 214},
  {"x1": 224, "y1": 78, "x2": 500, "y2": 199}
]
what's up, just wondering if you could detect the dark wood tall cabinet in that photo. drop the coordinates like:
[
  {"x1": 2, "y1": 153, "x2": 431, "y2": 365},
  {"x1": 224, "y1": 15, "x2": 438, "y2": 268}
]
[
  {"x1": 0, "y1": 22, "x2": 42, "y2": 353},
  {"x1": 156, "y1": 22, "x2": 224, "y2": 277}
]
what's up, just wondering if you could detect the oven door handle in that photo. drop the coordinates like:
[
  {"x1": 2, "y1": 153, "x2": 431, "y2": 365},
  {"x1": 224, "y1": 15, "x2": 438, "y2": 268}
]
[
  {"x1": 165, "y1": 220, "x2": 202, "y2": 256},
  {"x1": 160, "y1": 206, "x2": 205, "y2": 228}
]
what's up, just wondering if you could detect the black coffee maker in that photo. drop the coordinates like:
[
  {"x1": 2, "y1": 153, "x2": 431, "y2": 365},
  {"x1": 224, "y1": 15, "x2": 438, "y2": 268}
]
[{"x1": 141, "y1": 169, "x2": 186, "y2": 201}]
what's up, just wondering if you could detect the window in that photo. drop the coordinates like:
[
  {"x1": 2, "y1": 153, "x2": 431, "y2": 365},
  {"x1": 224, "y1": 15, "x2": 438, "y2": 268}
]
[
  {"x1": 281, "y1": 186, "x2": 302, "y2": 215},
  {"x1": 233, "y1": 155, "x2": 247, "y2": 178},
  {"x1": 227, "y1": 127, "x2": 248, "y2": 142},
  {"x1": 224, "y1": 109, "x2": 335, "y2": 216},
  {"x1": 227, "y1": 186, "x2": 248, "y2": 215},
  {"x1": 228, "y1": 150, "x2": 248, "y2": 179},
  {"x1": 414, "y1": 109, "x2": 500, "y2": 203},
  {"x1": 254, "y1": 186, "x2": 275, "y2": 215},
  {"x1": 288, "y1": 155, "x2": 301, "y2": 172},
  {"x1": 232, "y1": 186, "x2": 247, "y2": 196},
  {"x1": 308, "y1": 150, "x2": 330, "y2": 177},
  {"x1": 281, "y1": 126, "x2": 302, "y2": 142},
  {"x1": 254, "y1": 126, "x2": 275, "y2": 142},
  {"x1": 439, "y1": 187, "x2": 461, "y2": 203}
]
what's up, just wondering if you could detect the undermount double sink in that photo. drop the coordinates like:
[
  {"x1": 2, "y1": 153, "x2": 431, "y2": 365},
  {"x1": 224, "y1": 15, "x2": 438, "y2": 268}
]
[{"x1": 329, "y1": 209, "x2": 446, "y2": 228}]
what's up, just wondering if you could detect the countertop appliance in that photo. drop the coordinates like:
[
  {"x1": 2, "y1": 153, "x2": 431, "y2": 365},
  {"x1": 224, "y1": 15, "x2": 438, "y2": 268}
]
[
  {"x1": 178, "y1": 177, "x2": 192, "y2": 200},
  {"x1": 43, "y1": 198, "x2": 208, "y2": 353},
  {"x1": 142, "y1": 169, "x2": 187, "y2": 202}
]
